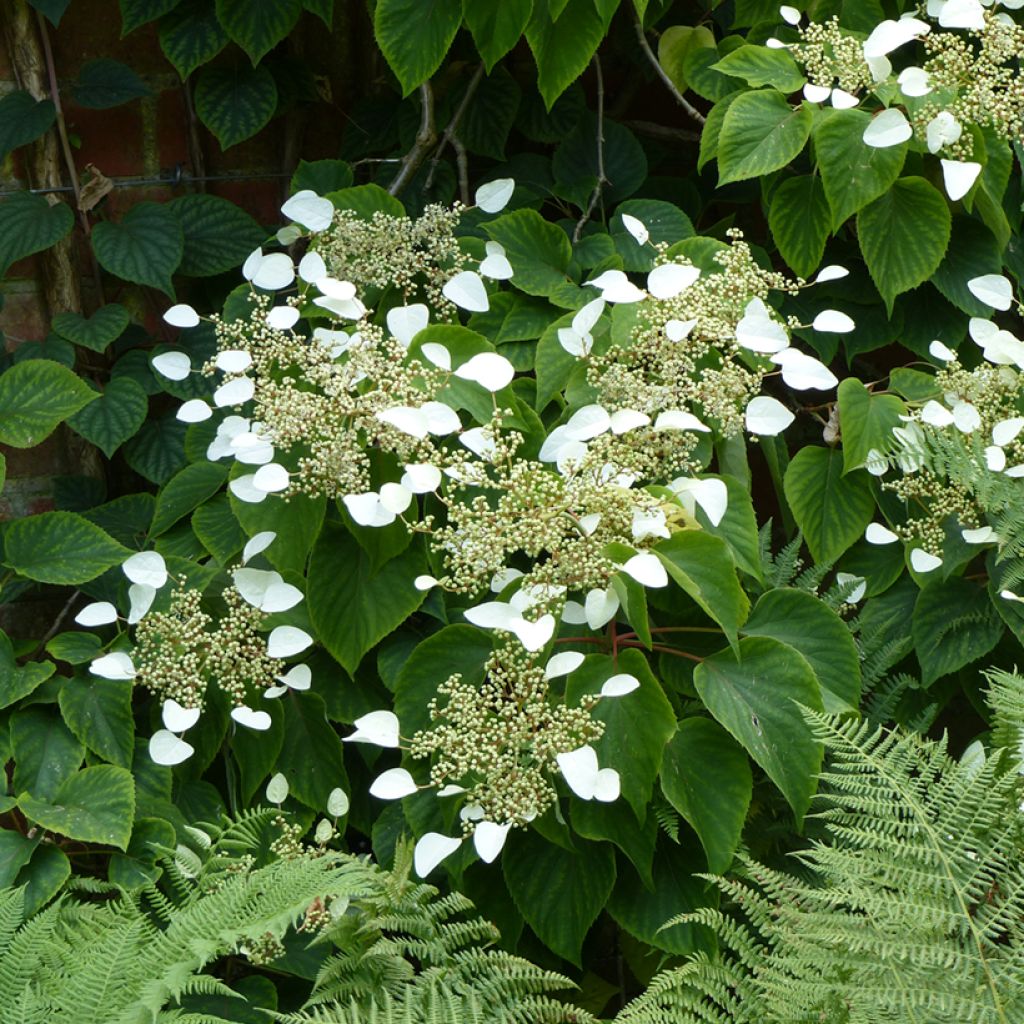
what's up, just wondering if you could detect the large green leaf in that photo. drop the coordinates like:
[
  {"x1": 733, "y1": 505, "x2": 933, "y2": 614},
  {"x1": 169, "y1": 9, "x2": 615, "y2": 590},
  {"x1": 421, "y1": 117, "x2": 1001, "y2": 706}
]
[
  {"x1": 230, "y1": 488, "x2": 325, "y2": 574},
  {"x1": 66, "y1": 377, "x2": 148, "y2": 458},
  {"x1": 814, "y1": 108, "x2": 907, "y2": 227},
  {"x1": 192, "y1": 493, "x2": 247, "y2": 565},
  {"x1": 464, "y1": 0, "x2": 533, "y2": 71},
  {"x1": 694, "y1": 636, "x2": 823, "y2": 821},
  {"x1": 524, "y1": 0, "x2": 618, "y2": 110},
  {"x1": 0, "y1": 359, "x2": 96, "y2": 447},
  {"x1": 123, "y1": 414, "x2": 188, "y2": 484},
  {"x1": 0, "y1": 632, "x2": 54, "y2": 710},
  {"x1": 275, "y1": 693, "x2": 347, "y2": 810},
  {"x1": 565, "y1": 650, "x2": 677, "y2": 820},
  {"x1": 717, "y1": 91, "x2": 812, "y2": 186},
  {"x1": 661, "y1": 718, "x2": 752, "y2": 873},
  {"x1": 11, "y1": 709, "x2": 84, "y2": 801},
  {"x1": 16, "y1": 843, "x2": 70, "y2": 916},
  {"x1": 931, "y1": 218, "x2": 1003, "y2": 316},
  {"x1": 58, "y1": 676, "x2": 135, "y2": 768},
  {"x1": 784, "y1": 446, "x2": 874, "y2": 564},
  {"x1": 393, "y1": 626, "x2": 493, "y2": 736},
  {"x1": 482, "y1": 209, "x2": 573, "y2": 298},
  {"x1": 654, "y1": 531, "x2": 749, "y2": 644},
  {"x1": 0, "y1": 91, "x2": 55, "y2": 163},
  {"x1": 120, "y1": 0, "x2": 182, "y2": 34},
  {"x1": 607, "y1": 841, "x2": 717, "y2": 955},
  {"x1": 857, "y1": 176, "x2": 952, "y2": 312},
  {"x1": 194, "y1": 64, "x2": 278, "y2": 148},
  {"x1": 712, "y1": 45, "x2": 805, "y2": 92},
  {"x1": 91, "y1": 202, "x2": 183, "y2": 297},
  {"x1": 571, "y1": 800, "x2": 657, "y2": 889},
  {"x1": 71, "y1": 59, "x2": 150, "y2": 108},
  {"x1": 553, "y1": 114, "x2": 647, "y2": 207},
  {"x1": 503, "y1": 830, "x2": 615, "y2": 964},
  {"x1": 741, "y1": 588, "x2": 861, "y2": 712},
  {"x1": 658, "y1": 25, "x2": 716, "y2": 94},
  {"x1": 108, "y1": 818, "x2": 176, "y2": 888},
  {"x1": 169, "y1": 194, "x2": 265, "y2": 276},
  {"x1": 52, "y1": 303, "x2": 130, "y2": 353},
  {"x1": 460, "y1": 68, "x2": 522, "y2": 161},
  {"x1": 836, "y1": 377, "x2": 906, "y2": 474},
  {"x1": 374, "y1": 0, "x2": 462, "y2": 95},
  {"x1": 769, "y1": 174, "x2": 832, "y2": 279},
  {"x1": 4, "y1": 511, "x2": 128, "y2": 584},
  {"x1": 159, "y1": 0, "x2": 230, "y2": 80},
  {"x1": 27, "y1": 0, "x2": 70, "y2": 26},
  {"x1": 0, "y1": 192, "x2": 74, "y2": 277},
  {"x1": 19, "y1": 765, "x2": 135, "y2": 851},
  {"x1": 290, "y1": 158, "x2": 352, "y2": 196},
  {"x1": 150, "y1": 461, "x2": 229, "y2": 537},
  {"x1": 307, "y1": 523, "x2": 426, "y2": 674},
  {"x1": 215, "y1": 0, "x2": 301, "y2": 63},
  {"x1": 913, "y1": 578, "x2": 1004, "y2": 685}
]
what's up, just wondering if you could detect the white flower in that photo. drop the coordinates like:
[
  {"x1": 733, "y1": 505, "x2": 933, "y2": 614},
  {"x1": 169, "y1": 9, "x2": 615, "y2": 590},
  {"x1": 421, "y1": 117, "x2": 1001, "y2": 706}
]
[
  {"x1": 745, "y1": 396, "x2": 794, "y2": 435},
  {"x1": 863, "y1": 108, "x2": 913, "y2": 148},
  {"x1": 584, "y1": 586, "x2": 619, "y2": 630},
  {"x1": 244, "y1": 250, "x2": 295, "y2": 291},
  {"x1": 910, "y1": 548, "x2": 943, "y2": 573},
  {"x1": 558, "y1": 297, "x2": 605, "y2": 357},
  {"x1": 281, "y1": 189, "x2": 334, "y2": 232},
  {"x1": 586, "y1": 269, "x2": 645, "y2": 303},
  {"x1": 75, "y1": 601, "x2": 117, "y2": 626},
  {"x1": 149, "y1": 730, "x2": 193, "y2": 766},
  {"x1": 646, "y1": 263, "x2": 700, "y2": 300},
  {"x1": 453, "y1": 352, "x2": 515, "y2": 392},
  {"x1": 556, "y1": 745, "x2": 620, "y2": 801},
  {"x1": 231, "y1": 706, "x2": 272, "y2": 730},
  {"x1": 369, "y1": 767, "x2": 418, "y2": 799},
  {"x1": 926, "y1": 111, "x2": 962, "y2": 154},
  {"x1": 123, "y1": 551, "x2": 167, "y2": 589},
  {"x1": 941, "y1": 159, "x2": 982, "y2": 201},
  {"x1": 414, "y1": 832, "x2": 462, "y2": 876},
  {"x1": 266, "y1": 626, "x2": 313, "y2": 658},
  {"x1": 163, "y1": 304, "x2": 199, "y2": 328},
  {"x1": 344, "y1": 710, "x2": 401, "y2": 748},
  {"x1": 90, "y1": 652, "x2": 136, "y2": 680},
  {"x1": 386, "y1": 304, "x2": 429, "y2": 347},
  {"x1": 473, "y1": 821, "x2": 512, "y2": 863},
  {"x1": 479, "y1": 241, "x2": 513, "y2": 280},
  {"x1": 736, "y1": 297, "x2": 789, "y2": 352},
  {"x1": 442, "y1": 270, "x2": 489, "y2": 312},
  {"x1": 475, "y1": 177, "x2": 514, "y2": 213},
  {"x1": 161, "y1": 698, "x2": 200, "y2": 733},
  {"x1": 544, "y1": 651, "x2": 585, "y2": 679},
  {"x1": 232, "y1": 568, "x2": 303, "y2": 613},
  {"x1": 151, "y1": 351, "x2": 191, "y2": 381},
  {"x1": 968, "y1": 274, "x2": 1014, "y2": 311},
  {"x1": 621, "y1": 552, "x2": 668, "y2": 588},
  {"x1": 668, "y1": 476, "x2": 728, "y2": 526}
]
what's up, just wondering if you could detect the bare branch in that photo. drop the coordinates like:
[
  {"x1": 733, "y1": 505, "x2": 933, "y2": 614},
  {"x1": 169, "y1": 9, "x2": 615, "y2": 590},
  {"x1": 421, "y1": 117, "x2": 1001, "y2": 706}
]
[
  {"x1": 388, "y1": 83, "x2": 437, "y2": 196},
  {"x1": 623, "y1": 119, "x2": 701, "y2": 143},
  {"x1": 426, "y1": 62, "x2": 485, "y2": 191},
  {"x1": 632, "y1": 6, "x2": 706, "y2": 127},
  {"x1": 573, "y1": 56, "x2": 608, "y2": 244}
]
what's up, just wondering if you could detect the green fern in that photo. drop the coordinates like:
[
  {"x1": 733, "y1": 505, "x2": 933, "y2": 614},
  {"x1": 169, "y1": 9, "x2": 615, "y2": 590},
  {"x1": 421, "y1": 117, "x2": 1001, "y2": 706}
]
[{"x1": 614, "y1": 688, "x2": 1024, "y2": 1024}]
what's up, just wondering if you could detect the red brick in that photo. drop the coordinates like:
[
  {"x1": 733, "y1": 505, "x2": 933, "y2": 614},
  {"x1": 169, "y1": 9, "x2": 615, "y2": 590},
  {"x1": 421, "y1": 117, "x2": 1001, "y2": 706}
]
[
  {"x1": 0, "y1": 281, "x2": 48, "y2": 343},
  {"x1": 156, "y1": 88, "x2": 190, "y2": 170},
  {"x1": 64, "y1": 101, "x2": 144, "y2": 177}
]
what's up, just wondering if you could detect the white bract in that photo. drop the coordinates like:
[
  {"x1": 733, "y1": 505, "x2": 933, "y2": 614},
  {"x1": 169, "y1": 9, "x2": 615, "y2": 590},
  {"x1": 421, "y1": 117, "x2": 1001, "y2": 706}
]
[
  {"x1": 544, "y1": 651, "x2": 585, "y2": 679},
  {"x1": 164, "y1": 304, "x2": 200, "y2": 328},
  {"x1": 601, "y1": 673, "x2": 640, "y2": 697},
  {"x1": 370, "y1": 767, "x2": 418, "y2": 799},
  {"x1": 558, "y1": 298, "x2": 605, "y2": 357},
  {"x1": 231, "y1": 706, "x2": 272, "y2": 731},
  {"x1": 479, "y1": 241, "x2": 514, "y2": 280},
  {"x1": 453, "y1": 352, "x2": 515, "y2": 391},
  {"x1": 387, "y1": 304, "x2": 429, "y2": 347},
  {"x1": 75, "y1": 601, "x2": 117, "y2": 626},
  {"x1": 621, "y1": 552, "x2": 668, "y2": 588},
  {"x1": 736, "y1": 298, "x2": 789, "y2": 353},
  {"x1": 345, "y1": 710, "x2": 401, "y2": 748},
  {"x1": 863, "y1": 108, "x2": 913, "y2": 148},
  {"x1": 910, "y1": 548, "x2": 943, "y2": 573},
  {"x1": 587, "y1": 269, "x2": 646, "y2": 303},
  {"x1": 473, "y1": 821, "x2": 512, "y2": 863},
  {"x1": 646, "y1": 263, "x2": 700, "y2": 300},
  {"x1": 897, "y1": 66, "x2": 932, "y2": 96},
  {"x1": 442, "y1": 270, "x2": 489, "y2": 312},
  {"x1": 968, "y1": 274, "x2": 1014, "y2": 311},
  {"x1": 281, "y1": 189, "x2": 334, "y2": 231},
  {"x1": 812, "y1": 310, "x2": 855, "y2": 333},
  {"x1": 745, "y1": 396, "x2": 794, "y2": 436},
  {"x1": 865, "y1": 522, "x2": 899, "y2": 545},
  {"x1": 232, "y1": 568, "x2": 303, "y2": 613},
  {"x1": 620, "y1": 213, "x2": 649, "y2": 245},
  {"x1": 151, "y1": 351, "x2": 191, "y2": 381},
  {"x1": 162, "y1": 699, "x2": 200, "y2": 732},
  {"x1": 669, "y1": 476, "x2": 728, "y2": 526},
  {"x1": 149, "y1": 730, "x2": 194, "y2": 766},
  {"x1": 123, "y1": 551, "x2": 167, "y2": 589},
  {"x1": 267, "y1": 626, "x2": 313, "y2": 658},
  {"x1": 265, "y1": 772, "x2": 289, "y2": 804},
  {"x1": 942, "y1": 160, "x2": 982, "y2": 202},
  {"x1": 414, "y1": 833, "x2": 462, "y2": 876},
  {"x1": 475, "y1": 177, "x2": 514, "y2": 213},
  {"x1": 327, "y1": 788, "x2": 350, "y2": 816},
  {"x1": 926, "y1": 111, "x2": 962, "y2": 153},
  {"x1": 556, "y1": 745, "x2": 620, "y2": 802},
  {"x1": 90, "y1": 652, "x2": 136, "y2": 680}
]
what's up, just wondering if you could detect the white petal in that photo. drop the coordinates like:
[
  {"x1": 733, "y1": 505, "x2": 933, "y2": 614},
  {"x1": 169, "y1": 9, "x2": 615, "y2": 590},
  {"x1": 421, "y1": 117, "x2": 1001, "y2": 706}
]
[
  {"x1": 298, "y1": 251, "x2": 327, "y2": 283},
  {"x1": 149, "y1": 729, "x2": 194, "y2": 766},
  {"x1": 229, "y1": 474, "x2": 267, "y2": 504},
  {"x1": 414, "y1": 832, "x2": 462, "y2": 876},
  {"x1": 941, "y1": 160, "x2": 982, "y2": 202},
  {"x1": 584, "y1": 586, "x2": 620, "y2": 630},
  {"x1": 266, "y1": 306, "x2": 300, "y2": 331},
  {"x1": 558, "y1": 328, "x2": 590, "y2": 357},
  {"x1": 458, "y1": 427, "x2": 496, "y2": 461},
  {"x1": 544, "y1": 651, "x2": 585, "y2": 679},
  {"x1": 264, "y1": 685, "x2": 288, "y2": 699},
  {"x1": 177, "y1": 399, "x2": 212, "y2": 423},
  {"x1": 379, "y1": 482, "x2": 413, "y2": 514},
  {"x1": 127, "y1": 583, "x2": 156, "y2": 625},
  {"x1": 243, "y1": 531, "x2": 276, "y2": 563},
  {"x1": 609, "y1": 409, "x2": 650, "y2": 434},
  {"x1": 252, "y1": 463, "x2": 289, "y2": 493},
  {"x1": 162, "y1": 698, "x2": 201, "y2": 732},
  {"x1": 929, "y1": 340, "x2": 956, "y2": 362},
  {"x1": 632, "y1": 508, "x2": 670, "y2": 541},
  {"x1": 621, "y1": 213, "x2": 649, "y2": 245},
  {"x1": 993, "y1": 417, "x2": 1024, "y2": 446},
  {"x1": 442, "y1": 270, "x2": 489, "y2": 312},
  {"x1": 75, "y1": 601, "x2": 117, "y2": 626},
  {"x1": 251, "y1": 252, "x2": 295, "y2": 291},
  {"x1": 401, "y1": 463, "x2": 442, "y2": 493},
  {"x1": 736, "y1": 300, "x2": 789, "y2": 352},
  {"x1": 453, "y1": 352, "x2": 515, "y2": 391},
  {"x1": 566, "y1": 404, "x2": 611, "y2": 441},
  {"x1": 420, "y1": 342, "x2": 452, "y2": 369},
  {"x1": 622, "y1": 552, "x2": 669, "y2": 588},
  {"x1": 123, "y1": 551, "x2": 167, "y2": 588},
  {"x1": 654, "y1": 410, "x2": 711, "y2": 432},
  {"x1": 573, "y1": 297, "x2": 605, "y2": 335},
  {"x1": 475, "y1": 178, "x2": 514, "y2": 214},
  {"x1": 152, "y1": 351, "x2": 191, "y2": 381},
  {"x1": 863, "y1": 108, "x2": 913, "y2": 148},
  {"x1": 952, "y1": 401, "x2": 981, "y2": 433},
  {"x1": 277, "y1": 225, "x2": 301, "y2": 245},
  {"x1": 231, "y1": 706, "x2": 272, "y2": 730},
  {"x1": 803, "y1": 83, "x2": 831, "y2": 103},
  {"x1": 835, "y1": 572, "x2": 866, "y2": 603},
  {"x1": 465, "y1": 601, "x2": 519, "y2": 630},
  {"x1": 865, "y1": 522, "x2": 899, "y2": 545},
  {"x1": 746, "y1": 395, "x2": 794, "y2": 435},
  {"x1": 242, "y1": 247, "x2": 263, "y2": 281},
  {"x1": 281, "y1": 189, "x2": 334, "y2": 232},
  {"x1": 479, "y1": 252, "x2": 514, "y2": 279},
  {"x1": 265, "y1": 772, "x2": 289, "y2": 803},
  {"x1": 312, "y1": 294, "x2": 365, "y2": 320},
  {"x1": 772, "y1": 348, "x2": 838, "y2": 391},
  {"x1": 213, "y1": 376, "x2": 255, "y2": 408},
  {"x1": 593, "y1": 768, "x2": 620, "y2": 802},
  {"x1": 557, "y1": 745, "x2": 600, "y2": 799},
  {"x1": 421, "y1": 401, "x2": 461, "y2": 435},
  {"x1": 986, "y1": 445, "x2": 1007, "y2": 471},
  {"x1": 473, "y1": 821, "x2": 511, "y2": 863},
  {"x1": 601, "y1": 673, "x2": 640, "y2": 697},
  {"x1": 814, "y1": 265, "x2": 849, "y2": 284},
  {"x1": 670, "y1": 477, "x2": 729, "y2": 527},
  {"x1": 830, "y1": 88, "x2": 860, "y2": 109},
  {"x1": 927, "y1": 111, "x2": 962, "y2": 154},
  {"x1": 967, "y1": 274, "x2": 1014, "y2": 311},
  {"x1": 370, "y1": 767, "x2": 418, "y2": 799},
  {"x1": 646, "y1": 263, "x2": 700, "y2": 300},
  {"x1": 377, "y1": 406, "x2": 429, "y2": 439},
  {"x1": 267, "y1": 625, "x2": 313, "y2": 658},
  {"x1": 863, "y1": 18, "x2": 930, "y2": 59},
  {"x1": 910, "y1": 548, "x2": 943, "y2": 573},
  {"x1": 587, "y1": 269, "x2": 646, "y2": 303},
  {"x1": 387, "y1": 304, "x2": 429, "y2": 348},
  {"x1": 414, "y1": 575, "x2": 438, "y2": 591},
  {"x1": 665, "y1": 318, "x2": 698, "y2": 341},
  {"x1": 963, "y1": 526, "x2": 997, "y2": 544},
  {"x1": 345, "y1": 709, "x2": 401, "y2": 747},
  {"x1": 779, "y1": 4, "x2": 800, "y2": 24},
  {"x1": 921, "y1": 399, "x2": 955, "y2": 427},
  {"x1": 230, "y1": 431, "x2": 274, "y2": 465},
  {"x1": 509, "y1": 614, "x2": 555, "y2": 652},
  {"x1": 90, "y1": 652, "x2": 136, "y2": 680},
  {"x1": 812, "y1": 309, "x2": 855, "y2": 333},
  {"x1": 164, "y1": 303, "x2": 200, "y2": 328},
  {"x1": 318, "y1": 277, "x2": 357, "y2": 301},
  {"x1": 938, "y1": 0, "x2": 985, "y2": 29},
  {"x1": 327, "y1": 788, "x2": 350, "y2": 816},
  {"x1": 562, "y1": 600, "x2": 587, "y2": 624},
  {"x1": 898, "y1": 66, "x2": 932, "y2": 97}
]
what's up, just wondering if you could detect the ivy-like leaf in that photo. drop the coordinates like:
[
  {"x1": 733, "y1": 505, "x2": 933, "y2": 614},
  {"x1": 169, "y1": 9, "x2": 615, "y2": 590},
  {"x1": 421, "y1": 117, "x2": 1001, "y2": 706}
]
[
  {"x1": 120, "y1": 0, "x2": 181, "y2": 35},
  {"x1": 59, "y1": 676, "x2": 135, "y2": 768},
  {"x1": 150, "y1": 461, "x2": 228, "y2": 536},
  {"x1": 52, "y1": 303, "x2": 130, "y2": 353},
  {"x1": 71, "y1": 59, "x2": 150, "y2": 108},
  {"x1": 0, "y1": 359, "x2": 96, "y2": 448},
  {"x1": 67, "y1": 377, "x2": 148, "y2": 458},
  {"x1": 464, "y1": 0, "x2": 533, "y2": 72},
  {"x1": 836, "y1": 378, "x2": 906, "y2": 475},
  {"x1": 0, "y1": 91, "x2": 56, "y2": 163},
  {"x1": 215, "y1": 0, "x2": 302, "y2": 64},
  {"x1": 159, "y1": 0, "x2": 230, "y2": 80},
  {"x1": 91, "y1": 202, "x2": 184, "y2": 297},
  {"x1": 712, "y1": 45, "x2": 805, "y2": 92},
  {"x1": 374, "y1": 0, "x2": 463, "y2": 96},
  {"x1": 194, "y1": 63, "x2": 278, "y2": 149},
  {"x1": 3, "y1": 511, "x2": 129, "y2": 584},
  {"x1": 482, "y1": 209, "x2": 572, "y2": 298},
  {"x1": 169, "y1": 194, "x2": 265, "y2": 276},
  {"x1": 0, "y1": 192, "x2": 74, "y2": 278}
]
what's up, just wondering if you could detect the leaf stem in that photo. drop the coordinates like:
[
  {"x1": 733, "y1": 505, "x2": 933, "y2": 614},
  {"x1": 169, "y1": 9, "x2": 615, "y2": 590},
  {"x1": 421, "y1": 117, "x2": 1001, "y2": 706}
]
[{"x1": 632, "y1": 6, "x2": 706, "y2": 127}]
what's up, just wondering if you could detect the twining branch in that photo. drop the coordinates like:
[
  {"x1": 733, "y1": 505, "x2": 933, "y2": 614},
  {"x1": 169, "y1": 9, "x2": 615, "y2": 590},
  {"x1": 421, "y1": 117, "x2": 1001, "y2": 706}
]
[
  {"x1": 425, "y1": 62, "x2": 485, "y2": 201},
  {"x1": 633, "y1": 6, "x2": 707, "y2": 127},
  {"x1": 573, "y1": 56, "x2": 608, "y2": 243},
  {"x1": 388, "y1": 83, "x2": 437, "y2": 196}
]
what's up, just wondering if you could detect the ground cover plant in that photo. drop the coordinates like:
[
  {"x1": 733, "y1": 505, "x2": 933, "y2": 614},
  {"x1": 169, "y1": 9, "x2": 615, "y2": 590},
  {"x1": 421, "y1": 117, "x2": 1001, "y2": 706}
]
[{"x1": 1, "y1": 0, "x2": 1024, "y2": 1019}]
